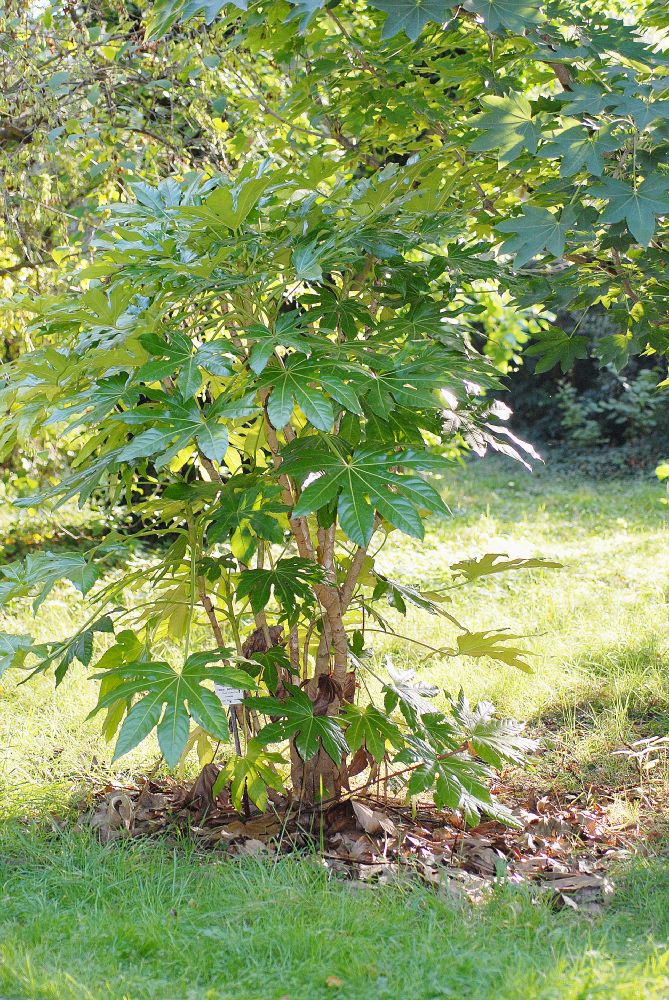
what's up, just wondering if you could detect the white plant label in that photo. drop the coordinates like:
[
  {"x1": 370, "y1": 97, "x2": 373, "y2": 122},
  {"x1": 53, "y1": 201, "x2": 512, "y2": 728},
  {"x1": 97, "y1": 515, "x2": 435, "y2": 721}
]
[{"x1": 214, "y1": 683, "x2": 245, "y2": 706}]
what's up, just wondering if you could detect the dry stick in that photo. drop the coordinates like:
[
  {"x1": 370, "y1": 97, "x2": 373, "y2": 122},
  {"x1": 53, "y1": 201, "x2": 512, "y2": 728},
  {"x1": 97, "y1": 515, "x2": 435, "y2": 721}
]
[
  {"x1": 197, "y1": 578, "x2": 242, "y2": 761},
  {"x1": 301, "y1": 614, "x2": 321, "y2": 680},
  {"x1": 548, "y1": 61, "x2": 574, "y2": 91},
  {"x1": 252, "y1": 545, "x2": 274, "y2": 650},
  {"x1": 198, "y1": 439, "x2": 272, "y2": 657},
  {"x1": 612, "y1": 248, "x2": 642, "y2": 305},
  {"x1": 198, "y1": 448, "x2": 223, "y2": 484},
  {"x1": 195, "y1": 451, "x2": 242, "y2": 754},
  {"x1": 450, "y1": 147, "x2": 496, "y2": 214},
  {"x1": 195, "y1": 429, "x2": 251, "y2": 801}
]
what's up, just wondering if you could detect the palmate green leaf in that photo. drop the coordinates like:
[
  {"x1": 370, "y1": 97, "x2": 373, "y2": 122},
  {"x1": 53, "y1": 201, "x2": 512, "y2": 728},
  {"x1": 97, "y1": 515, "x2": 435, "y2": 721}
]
[
  {"x1": 371, "y1": 573, "x2": 464, "y2": 626},
  {"x1": 139, "y1": 331, "x2": 195, "y2": 384},
  {"x1": 383, "y1": 660, "x2": 440, "y2": 718},
  {"x1": 496, "y1": 206, "x2": 576, "y2": 269},
  {"x1": 555, "y1": 84, "x2": 619, "y2": 117},
  {"x1": 397, "y1": 698, "x2": 528, "y2": 825},
  {"x1": 138, "y1": 332, "x2": 233, "y2": 398},
  {"x1": 369, "y1": 0, "x2": 455, "y2": 40},
  {"x1": 539, "y1": 125, "x2": 624, "y2": 179},
  {"x1": 244, "y1": 314, "x2": 318, "y2": 374},
  {"x1": 252, "y1": 686, "x2": 350, "y2": 764},
  {"x1": 185, "y1": 174, "x2": 274, "y2": 231},
  {"x1": 463, "y1": 0, "x2": 543, "y2": 33},
  {"x1": 455, "y1": 629, "x2": 533, "y2": 673},
  {"x1": 0, "y1": 632, "x2": 32, "y2": 678},
  {"x1": 403, "y1": 740, "x2": 516, "y2": 826},
  {"x1": 305, "y1": 290, "x2": 373, "y2": 339},
  {"x1": 0, "y1": 551, "x2": 100, "y2": 611},
  {"x1": 117, "y1": 393, "x2": 257, "y2": 467},
  {"x1": 365, "y1": 347, "x2": 498, "y2": 412},
  {"x1": 469, "y1": 93, "x2": 541, "y2": 166},
  {"x1": 285, "y1": 0, "x2": 328, "y2": 28},
  {"x1": 525, "y1": 327, "x2": 589, "y2": 374},
  {"x1": 594, "y1": 173, "x2": 669, "y2": 246},
  {"x1": 207, "y1": 479, "x2": 287, "y2": 547},
  {"x1": 195, "y1": 421, "x2": 230, "y2": 464},
  {"x1": 235, "y1": 558, "x2": 326, "y2": 620},
  {"x1": 95, "y1": 631, "x2": 146, "y2": 744},
  {"x1": 118, "y1": 427, "x2": 178, "y2": 465},
  {"x1": 260, "y1": 355, "x2": 363, "y2": 432},
  {"x1": 285, "y1": 443, "x2": 449, "y2": 547},
  {"x1": 595, "y1": 332, "x2": 633, "y2": 371},
  {"x1": 610, "y1": 91, "x2": 669, "y2": 132},
  {"x1": 212, "y1": 738, "x2": 286, "y2": 812},
  {"x1": 90, "y1": 651, "x2": 258, "y2": 768},
  {"x1": 54, "y1": 616, "x2": 114, "y2": 685},
  {"x1": 60, "y1": 375, "x2": 139, "y2": 432},
  {"x1": 130, "y1": 178, "x2": 184, "y2": 211},
  {"x1": 451, "y1": 552, "x2": 562, "y2": 582},
  {"x1": 292, "y1": 242, "x2": 323, "y2": 282},
  {"x1": 341, "y1": 704, "x2": 402, "y2": 762},
  {"x1": 145, "y1": 0, "x2": 245, "y2": 40}
]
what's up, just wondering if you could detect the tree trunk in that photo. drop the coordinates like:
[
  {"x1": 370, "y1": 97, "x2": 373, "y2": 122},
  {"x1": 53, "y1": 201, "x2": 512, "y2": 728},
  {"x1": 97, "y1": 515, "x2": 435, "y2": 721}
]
[
  {"x1": 290, "y1": 577, "x2": 348, "y2": 804},
  {"x1": 290, "y1": 742, "x2": 341, "y2": 804}
]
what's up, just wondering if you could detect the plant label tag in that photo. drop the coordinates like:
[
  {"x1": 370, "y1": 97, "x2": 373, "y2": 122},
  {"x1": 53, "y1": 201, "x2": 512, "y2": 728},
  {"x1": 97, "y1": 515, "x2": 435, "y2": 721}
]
[{"x1": 214, "y1": 683, "x2": 244, "y2": 706}]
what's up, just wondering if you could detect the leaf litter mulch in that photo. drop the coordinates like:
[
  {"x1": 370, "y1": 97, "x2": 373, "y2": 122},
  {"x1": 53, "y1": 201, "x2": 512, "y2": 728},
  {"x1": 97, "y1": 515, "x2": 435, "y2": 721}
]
[{"x1": 78, "y1": 766, "x2": 669, "y2": 913}]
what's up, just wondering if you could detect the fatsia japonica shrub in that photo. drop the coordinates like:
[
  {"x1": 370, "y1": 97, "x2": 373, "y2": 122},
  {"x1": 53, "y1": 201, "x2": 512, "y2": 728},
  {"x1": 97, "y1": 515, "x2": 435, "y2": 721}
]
[
  {"x1": 0, "y1": 165, "x2": 543, "y2": 817},
  {"x1": 2, "y1": 0, "x2": 666, "y2": 820}
]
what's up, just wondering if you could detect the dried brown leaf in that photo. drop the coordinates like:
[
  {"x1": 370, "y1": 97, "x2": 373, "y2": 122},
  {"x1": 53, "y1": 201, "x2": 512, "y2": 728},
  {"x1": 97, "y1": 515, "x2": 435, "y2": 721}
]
[{"x1": 352, "y1": 800, "x2": 396, "y2": 837}]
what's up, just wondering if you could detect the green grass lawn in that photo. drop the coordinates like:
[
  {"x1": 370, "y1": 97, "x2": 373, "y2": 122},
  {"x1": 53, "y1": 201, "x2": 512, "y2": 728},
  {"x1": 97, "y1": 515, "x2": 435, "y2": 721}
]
[{"x1": 1, "y1": 457, "x2": 669, "y2": 999}]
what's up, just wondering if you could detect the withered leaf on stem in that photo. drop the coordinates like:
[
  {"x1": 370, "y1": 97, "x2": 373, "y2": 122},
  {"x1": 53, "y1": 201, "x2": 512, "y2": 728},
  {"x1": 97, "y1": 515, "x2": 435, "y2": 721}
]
[{"x1": 313, "y1": 674, "x2": 343, "y2": 716}]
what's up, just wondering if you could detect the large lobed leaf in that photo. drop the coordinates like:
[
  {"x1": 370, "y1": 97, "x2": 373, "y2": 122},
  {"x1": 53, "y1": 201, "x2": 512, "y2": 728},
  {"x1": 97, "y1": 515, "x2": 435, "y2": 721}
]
[
  {"x1": 90, "y1": 651, "x2": 258, "y2": 768},
  {"x1": 251, "y1": 686, "x2": 350, "y2": 764},
  {"x1": 284, "y1": 442, "x2": 450, "y2": 547}
]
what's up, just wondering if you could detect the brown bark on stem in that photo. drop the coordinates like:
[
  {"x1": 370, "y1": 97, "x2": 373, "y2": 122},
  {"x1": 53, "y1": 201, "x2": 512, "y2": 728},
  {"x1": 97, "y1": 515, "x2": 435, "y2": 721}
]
[{"x1": 260, "y1": 380, "x2": 382, "y2": 803}]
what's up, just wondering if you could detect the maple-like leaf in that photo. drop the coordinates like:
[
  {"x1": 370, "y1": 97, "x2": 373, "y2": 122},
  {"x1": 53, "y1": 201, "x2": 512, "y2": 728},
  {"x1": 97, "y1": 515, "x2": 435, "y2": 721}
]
[
  {"x1": 252, "y1": 686, "x2": 350, "y2": 764},
  {"x1": 496, "y1": 206, "x2": 576, "y2": 268},
  {"x1": 235, "y1": 557, "x2": 326, "y2": 622},
  {"x1": 525, "y1": 327, "x2": 589, "y2": 374},
  {"x1": 283, "y1": 441, "x2": 449, "y2": 547},
  {"x1": 463, "y1": 0, "x2": 543, "y2": 33},
  {"x1": 469, "y1": 93, "x2": 541, "y2": 165},
  {"x1": 341, "y1": 704, "x2": 403, "y2": 762},
  {"x1": 145, "y1": 0, "x2": 246, "y2": 40},
  {"x1": 455, "y1": 629, "x2": 534, "y2": 673},
  {"x1": 91, "y1": 651, "x2": 257, "y2": 768},
  {"x1": 0, "y1": 633, "x2": 32, "y2": 678},
  {"x1": 595, "y1": 173, "x2": 669, "y2": 245},
  {"x1": 0, "y1": 551, "x2": 100, "y2": 611},
  {"x1": 369, "y1": 0, "x2": 455, "y2": 40},
  {"x1": 212, "y1": 738, "x2": 286, "y2": 812},
  {"x1": 451, "y1": 692, "x2": 536, "y2": 768},
  {"x1": 539, "y1": 125, "x2": 624, "y2": 178}
]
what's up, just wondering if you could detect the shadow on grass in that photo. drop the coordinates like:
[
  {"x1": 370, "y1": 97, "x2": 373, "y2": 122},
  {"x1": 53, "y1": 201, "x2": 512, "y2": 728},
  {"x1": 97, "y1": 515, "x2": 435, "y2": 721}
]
[{"x1": 532, "y1": 638, "x2": 669, "y2": 726}]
